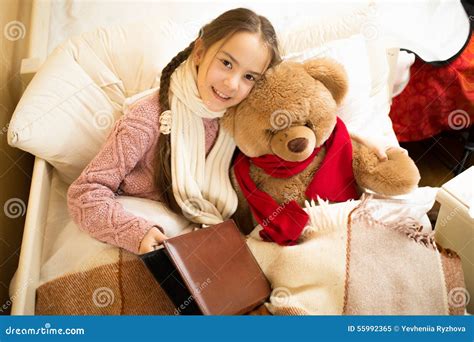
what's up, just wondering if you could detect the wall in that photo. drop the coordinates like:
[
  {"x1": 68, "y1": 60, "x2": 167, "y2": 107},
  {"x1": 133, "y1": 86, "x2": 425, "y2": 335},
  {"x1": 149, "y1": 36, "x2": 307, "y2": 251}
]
[{"x1": 0, "y1": 0, "x2": 33, "y2": 315}]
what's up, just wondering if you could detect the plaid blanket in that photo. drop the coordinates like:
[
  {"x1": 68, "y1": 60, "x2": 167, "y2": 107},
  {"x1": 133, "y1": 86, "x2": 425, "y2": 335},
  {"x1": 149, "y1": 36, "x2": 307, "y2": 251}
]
[{"x1": 246, "y1": 195, "x2": 467, "y2": 315}]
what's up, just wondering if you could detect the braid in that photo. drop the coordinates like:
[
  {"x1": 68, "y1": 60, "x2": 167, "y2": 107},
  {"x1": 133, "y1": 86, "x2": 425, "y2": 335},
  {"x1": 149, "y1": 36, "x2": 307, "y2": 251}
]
[
  {"x1": 153, "y1": 8, "x2": 282, "y2": 218},
  {"x1": 155, "y1": 41, "x2": 195, "y2": 215},
  {"x1": 159, "y1": 41, "x2": 196, "y2": 111}
]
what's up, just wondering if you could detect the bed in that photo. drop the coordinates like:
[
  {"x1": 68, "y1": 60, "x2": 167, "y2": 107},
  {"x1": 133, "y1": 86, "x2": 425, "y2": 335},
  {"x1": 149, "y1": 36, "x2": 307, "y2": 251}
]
[{"x1": 7, "y1": 0, "x2": 470, "y2": 315}]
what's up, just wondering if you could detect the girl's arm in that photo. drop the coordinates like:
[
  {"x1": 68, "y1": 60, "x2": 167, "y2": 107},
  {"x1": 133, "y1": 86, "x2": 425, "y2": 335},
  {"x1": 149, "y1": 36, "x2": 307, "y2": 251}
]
[{"x1": 67, "y1": 102, "x2": 164, "y2": 254}]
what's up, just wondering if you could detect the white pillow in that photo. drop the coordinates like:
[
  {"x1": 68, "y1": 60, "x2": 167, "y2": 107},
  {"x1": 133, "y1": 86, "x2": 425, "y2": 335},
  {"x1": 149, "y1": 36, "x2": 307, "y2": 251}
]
[
  {"x1": 277, "y1": 3, "x2": 388, "y2": 96},
  {"x1": 8, "y1": 47, "x2": 120, "y2": 184},
  {"x1": 8, "y1": 3, "x2": 395, "y2": 184},
  {"x1": 8, "y1": 23, "x2": 186, "y2": 184},
  {"x1": 283, "y1": 34, "x2": 397, "y2": 146}
]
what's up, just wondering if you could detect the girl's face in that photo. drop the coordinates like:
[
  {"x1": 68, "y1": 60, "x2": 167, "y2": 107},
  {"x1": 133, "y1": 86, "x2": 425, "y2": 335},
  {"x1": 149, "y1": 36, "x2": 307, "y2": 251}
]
[{"x1": 193, "y1": 31, "x2": 271, "y2": 112}]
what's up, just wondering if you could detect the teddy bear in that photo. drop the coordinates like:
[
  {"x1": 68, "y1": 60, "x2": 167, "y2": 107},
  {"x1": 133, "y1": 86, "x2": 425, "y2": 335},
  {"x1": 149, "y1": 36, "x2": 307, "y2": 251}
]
[{"x1": 221, "y1": 58, "x2": 421, "y2": 245}]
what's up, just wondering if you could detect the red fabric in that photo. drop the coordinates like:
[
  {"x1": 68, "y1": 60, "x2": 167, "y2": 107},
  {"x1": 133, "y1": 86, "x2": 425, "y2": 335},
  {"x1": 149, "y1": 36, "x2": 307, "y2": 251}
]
[
  {"x1": 305, "y1": 118, "x2": 359, "y2": 202},
  {"x1": 390, "y1": 34, "x2": 474, "y2": 142},
  {"x1": 251, "y1": 146, "x2": 323, "y2": 178},
  {"x1": 233, "y1": 118, "x2": 358, "y2": 245}
]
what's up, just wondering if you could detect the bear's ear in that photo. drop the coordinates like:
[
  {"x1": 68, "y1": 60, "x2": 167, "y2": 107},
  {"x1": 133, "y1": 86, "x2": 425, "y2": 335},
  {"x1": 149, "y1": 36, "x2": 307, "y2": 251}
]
[{"x1": 303, "y1": 58, "x2": 348, "y2": 105}]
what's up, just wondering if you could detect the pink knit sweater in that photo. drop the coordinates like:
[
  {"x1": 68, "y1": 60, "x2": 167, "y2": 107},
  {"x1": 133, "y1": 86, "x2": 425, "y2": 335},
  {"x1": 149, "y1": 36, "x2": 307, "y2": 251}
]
[{"x1": 67, "y1": 91, "x2": 220, "y2": 254}]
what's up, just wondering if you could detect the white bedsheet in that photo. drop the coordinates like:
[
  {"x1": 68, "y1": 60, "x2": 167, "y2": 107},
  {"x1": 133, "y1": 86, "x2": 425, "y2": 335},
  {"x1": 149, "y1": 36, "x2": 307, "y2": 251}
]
[
  {"x1": 47, "y1": 0, "x2": 470, "y2": 62},
  {"x1": 47, "y1": 1, "x2": 369, "y2": 55},
  {"x1": 38, "y1": 168, "x2": 195, "y2": 287}
]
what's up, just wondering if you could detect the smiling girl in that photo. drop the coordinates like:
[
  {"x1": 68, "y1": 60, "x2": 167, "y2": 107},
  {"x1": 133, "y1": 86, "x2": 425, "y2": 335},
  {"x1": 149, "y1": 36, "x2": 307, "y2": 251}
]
[
  {"x1": 67, "y1": 8, "x2": 280, "y2": 254},
  {"x1": 67, "y1": 7, "x2": 404, "y2": 256}
]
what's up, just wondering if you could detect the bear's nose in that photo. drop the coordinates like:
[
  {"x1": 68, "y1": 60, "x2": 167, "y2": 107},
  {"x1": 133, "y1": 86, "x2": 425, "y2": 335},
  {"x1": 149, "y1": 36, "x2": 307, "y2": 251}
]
[{"x1": 287, "y1": 137, "x2": 308, "y2": 153}]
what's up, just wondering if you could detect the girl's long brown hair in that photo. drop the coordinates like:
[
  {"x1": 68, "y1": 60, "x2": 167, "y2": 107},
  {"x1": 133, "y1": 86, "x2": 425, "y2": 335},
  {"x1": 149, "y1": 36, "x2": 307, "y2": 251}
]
[{"x1": 154, "y1": 7, "x2": 281, "y2": 215}]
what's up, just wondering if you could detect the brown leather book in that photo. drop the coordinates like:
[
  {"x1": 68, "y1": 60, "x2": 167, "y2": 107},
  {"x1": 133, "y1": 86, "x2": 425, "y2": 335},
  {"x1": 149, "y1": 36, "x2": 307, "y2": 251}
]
[{"x1": 141, "y1": 219, "x2": 271, "y2": 315}]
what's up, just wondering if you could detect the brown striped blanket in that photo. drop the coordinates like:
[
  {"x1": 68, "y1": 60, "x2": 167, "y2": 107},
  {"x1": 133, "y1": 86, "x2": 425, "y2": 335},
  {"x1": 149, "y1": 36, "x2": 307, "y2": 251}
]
[{"x1": 35, "y1": 196, "x2": 466, "y2": 315}]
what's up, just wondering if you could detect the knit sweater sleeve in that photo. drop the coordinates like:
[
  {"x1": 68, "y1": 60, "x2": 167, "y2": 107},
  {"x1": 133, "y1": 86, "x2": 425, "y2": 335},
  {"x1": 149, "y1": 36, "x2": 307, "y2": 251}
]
[{"x1": 67, "y1": 99, "x2": 160, "y2": 254}]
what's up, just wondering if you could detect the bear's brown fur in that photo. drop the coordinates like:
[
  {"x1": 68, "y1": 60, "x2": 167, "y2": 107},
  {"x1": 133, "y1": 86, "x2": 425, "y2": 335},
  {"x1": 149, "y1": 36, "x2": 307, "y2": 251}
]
[{"x1": 221, "y1": 58, "x2": 420, "y2": 235}]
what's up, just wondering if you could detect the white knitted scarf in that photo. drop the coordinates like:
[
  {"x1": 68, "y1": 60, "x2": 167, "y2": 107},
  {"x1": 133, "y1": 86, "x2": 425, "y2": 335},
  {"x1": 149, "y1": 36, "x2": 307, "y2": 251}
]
[{"x1": 167, "y1": 57, "x2": 238, "y2": 225}]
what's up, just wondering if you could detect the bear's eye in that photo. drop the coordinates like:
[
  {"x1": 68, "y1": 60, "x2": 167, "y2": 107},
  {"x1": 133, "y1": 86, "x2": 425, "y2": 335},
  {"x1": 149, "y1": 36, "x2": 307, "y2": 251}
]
[
  {"x1": 265, "y1": 129, "x2": 275, "y2": 137},
  {"x1": 305, "y1": 121, "x2": 314, "y2": 130}
]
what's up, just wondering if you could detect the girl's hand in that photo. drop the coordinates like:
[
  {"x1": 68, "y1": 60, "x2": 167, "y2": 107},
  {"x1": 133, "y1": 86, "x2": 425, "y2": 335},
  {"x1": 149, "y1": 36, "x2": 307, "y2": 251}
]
[
  {"x1": 139, "y1": 226, "x2": 168, "y2": 254},
  {"x1": 350, "y1": 133, "x2": 408, "y2": 161}
]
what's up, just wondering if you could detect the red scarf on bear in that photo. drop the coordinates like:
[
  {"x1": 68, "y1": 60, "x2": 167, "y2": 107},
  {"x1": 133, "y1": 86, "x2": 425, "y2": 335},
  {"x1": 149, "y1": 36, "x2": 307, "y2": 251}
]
[{"x1": 233, "y1": 118, "x2": 358, "y2": 245}]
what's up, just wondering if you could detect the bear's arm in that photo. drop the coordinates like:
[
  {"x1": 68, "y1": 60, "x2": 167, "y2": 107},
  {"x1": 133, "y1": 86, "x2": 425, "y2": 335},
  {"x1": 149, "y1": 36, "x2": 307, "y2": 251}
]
[{"x1": 351, "y1": 139, "x2": 420, "y2": 196}]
